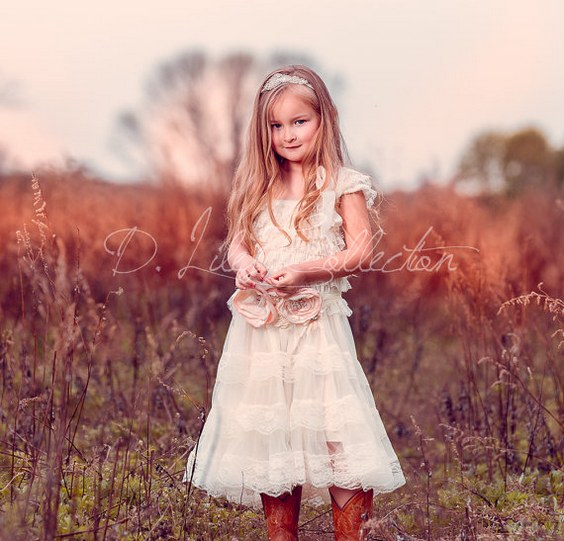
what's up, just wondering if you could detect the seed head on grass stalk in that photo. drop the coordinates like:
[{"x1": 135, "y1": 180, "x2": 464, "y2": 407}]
[
  {"x1": 411, "y1": 416, "x2": 434, "y2": 541},
  {"x1": 498, "y1": 282, "x2": 564, "y2": 349}
]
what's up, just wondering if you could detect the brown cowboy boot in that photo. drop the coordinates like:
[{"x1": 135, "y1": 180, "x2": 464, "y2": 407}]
[
  {"x1": 330, "y1": 489, "x2": 373, "y2": 540},
  {"x1": 260, "y1": 485, "x2": 302, "y2": 540}
]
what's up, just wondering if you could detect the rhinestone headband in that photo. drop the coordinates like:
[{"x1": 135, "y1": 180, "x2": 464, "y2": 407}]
[{"x1": 261, "y1": 73, "x2": 314, "y2": 93}]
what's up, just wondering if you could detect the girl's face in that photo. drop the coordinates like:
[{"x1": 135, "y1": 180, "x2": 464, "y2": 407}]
[{"x1": 268, "y1": 88, "x2": 320, "y2": 166}]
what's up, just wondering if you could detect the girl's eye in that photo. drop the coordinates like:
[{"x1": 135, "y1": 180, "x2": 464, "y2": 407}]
[
  {"x1": 295, "y1": 119, "x2": 306, "y2": 125},
  {"x1": 271, "y1": 123, "x2": 281, "y2": 129}
]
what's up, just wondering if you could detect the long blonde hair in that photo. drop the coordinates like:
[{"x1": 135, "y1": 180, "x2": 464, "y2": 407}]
[{"x1": 225, "y1": 65, "x2": 345, "y2": 256}]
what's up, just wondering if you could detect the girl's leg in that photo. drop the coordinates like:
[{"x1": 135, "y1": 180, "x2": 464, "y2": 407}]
[
  {"x1": 260, "y1": 485, "x2": 302, "y2": 541},
  {"x1": 328, "y1": 486, "x2": 361, "y2": 509}
]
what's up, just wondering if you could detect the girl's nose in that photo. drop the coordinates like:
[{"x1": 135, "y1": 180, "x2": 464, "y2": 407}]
[{"x1": 283, "y1": 128, "x2": 296, "y2": 142}]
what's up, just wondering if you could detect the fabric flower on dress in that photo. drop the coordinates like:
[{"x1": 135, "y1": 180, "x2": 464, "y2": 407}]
[
  {"x1": 231, "y1": 286, "x2": 279, "y2": 328},
  {"x1": 232, "y1": 286, "x2": 321, "y2": 327},
  {"x1": 277, "y1": 288, "x2": 322, "y2": 325}
]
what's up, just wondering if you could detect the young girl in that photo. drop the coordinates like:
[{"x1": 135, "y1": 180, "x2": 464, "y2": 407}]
[{"x1": 185, "y1": 65, "x2": 405, "y2": 540}]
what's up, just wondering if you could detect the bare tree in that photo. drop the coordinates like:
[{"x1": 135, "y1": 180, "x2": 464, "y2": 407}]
[{"x1": 112, "y1": 50, "x2": 319, "y2": 188}]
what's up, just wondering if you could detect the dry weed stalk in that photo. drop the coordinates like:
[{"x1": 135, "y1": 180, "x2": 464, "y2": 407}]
[{"x1": 498, "y1": 282, "x2": 564, "y2": 349}]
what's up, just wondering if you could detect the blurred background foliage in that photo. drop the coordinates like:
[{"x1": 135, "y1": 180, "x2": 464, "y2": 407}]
[{"x1": 456, "y1": 126, "x2": 564, "y2": 195}]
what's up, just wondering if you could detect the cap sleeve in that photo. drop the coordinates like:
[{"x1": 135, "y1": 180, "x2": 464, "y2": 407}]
[{"x1": 335, "y1": 167, "x2": 378, "y2": 209}]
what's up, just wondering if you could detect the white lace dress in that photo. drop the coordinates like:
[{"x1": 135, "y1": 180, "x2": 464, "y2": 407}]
[{"x1": 184, "y1": 167, "x2": 406, "y2": 507}]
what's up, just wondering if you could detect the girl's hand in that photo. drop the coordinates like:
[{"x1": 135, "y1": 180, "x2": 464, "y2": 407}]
[
  {"x1": 235, "y1": 259, "x2": 268, "y2": 289},
  {"x1": 264, "y1": 266, "x2": 303, "y2": 296}
]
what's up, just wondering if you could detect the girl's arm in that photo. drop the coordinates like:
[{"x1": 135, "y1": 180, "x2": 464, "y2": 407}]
[
  {"x1": 228, "y1": 231, "x2": 268, "y2": 289},
  {"x1": 265, "y1": 191, "x2": 373, "y2": 290}
]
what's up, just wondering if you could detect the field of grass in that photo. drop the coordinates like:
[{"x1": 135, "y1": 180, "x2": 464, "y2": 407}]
[{"x1": 0, "y1": 169, "x2": 562, "y2": 540}]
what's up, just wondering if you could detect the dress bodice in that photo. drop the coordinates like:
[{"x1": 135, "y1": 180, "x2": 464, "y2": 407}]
[{"x1": 253, "y1": 166, "x2": 377, "y2": 294}]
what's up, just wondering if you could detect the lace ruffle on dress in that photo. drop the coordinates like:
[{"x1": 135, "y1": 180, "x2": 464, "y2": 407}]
[{"x1": 184, "y1": 167, "x2": 406, "y2": 507}]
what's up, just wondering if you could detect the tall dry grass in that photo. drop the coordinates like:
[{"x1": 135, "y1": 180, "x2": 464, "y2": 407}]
[{"x1": 0, "y1": 169, "x2": 562, "y2": 540}]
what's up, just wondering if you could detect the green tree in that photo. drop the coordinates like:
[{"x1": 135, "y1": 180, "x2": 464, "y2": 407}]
[
  {"x1": 550, "y1": 146, "x2": 564, "y2": 189},
  {"x1": 457, "y1": 129, "x2": 506, "y2": 191},
  {"x1": 503, "y1": 127, "x2": 552, "y2": 195},
  {"x1": 456, "y1": 126, "x2": 561, "y2": 195}
]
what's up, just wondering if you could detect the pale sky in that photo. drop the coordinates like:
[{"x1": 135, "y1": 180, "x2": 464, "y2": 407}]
[{"x1": 1, "y1": 0, "x2": 563, "y2": 190}]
